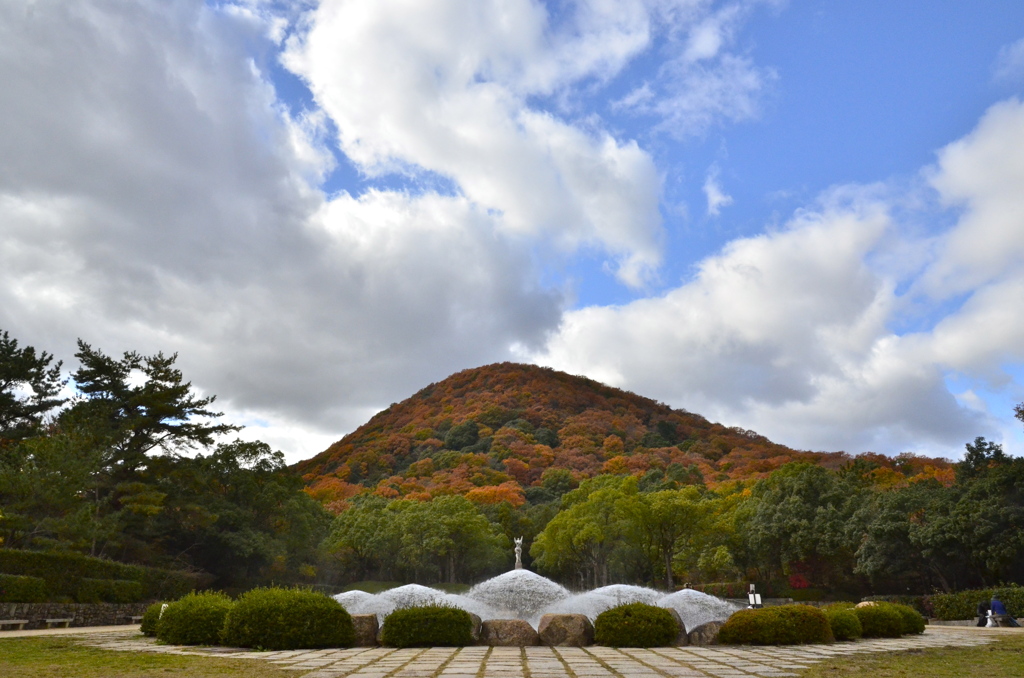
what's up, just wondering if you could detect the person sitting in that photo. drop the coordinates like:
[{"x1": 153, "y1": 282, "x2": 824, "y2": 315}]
[
  {"x1": 990, "y1": 597, "x2": 1021, "y2": 627},
  {"x1": 977, "y1": 600, "x2": 991, "y2": 627}
]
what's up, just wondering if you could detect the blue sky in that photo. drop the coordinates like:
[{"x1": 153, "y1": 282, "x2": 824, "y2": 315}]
[{"x1": 2, "y1": 1, "x2": 1024, "y2": 462}]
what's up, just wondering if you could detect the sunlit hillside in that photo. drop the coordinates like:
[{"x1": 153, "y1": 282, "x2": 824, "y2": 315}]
[{"x1": 296, "y1": 363, "x2": 952, "y2": 511}]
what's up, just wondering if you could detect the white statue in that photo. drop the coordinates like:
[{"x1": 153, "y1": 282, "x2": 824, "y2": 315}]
[{"x1": 514, "y1": 536, "x2": 523, "y2": 570}]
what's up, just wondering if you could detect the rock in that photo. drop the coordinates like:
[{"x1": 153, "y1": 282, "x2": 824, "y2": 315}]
[
  {"x1": 665, "y1": 609, "x2": 689, "y2": 646},
  {"x1": 480, "y1": 619, "x2": 540, "y2": 646},
  {"x1": 537, "y1": 614, "x2": 594, "y2": 647},
  {"x1": 855, "y1": 601, "x2": 877, "y2": 608},
  {"x1": 351, "y1": 614, "x2": 379, "y2": 647},
  {"x1": 687, "y1": 621, "x2": 723, "y2": 646},
  {"x1": 469, "y1": 613, "x2": 483, "y2": 643}
]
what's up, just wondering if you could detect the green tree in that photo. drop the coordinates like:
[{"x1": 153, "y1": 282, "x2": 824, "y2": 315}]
[
  {"x1": 617, "y1": 487, "x2": 712, "y2": 589},
  {"x1": 740, "y1": 464, "x2": 867, "y2": 588},
  {"x1": 148, "y1": 440, "x2": 331, "y2": 587},
  {"x1": 70, "y1": 341, "x2": 239, "y2": 475},
  {"x1": 531, "y1": 476, "x2": 640, "y2": 587},
  {"x1": 391, "y1": 495, "x2": 506, "y2": 583},
  {"x1": 0, "y1": 330, "x2": 65, "y2": 442},
  {"x1": 322, "y1": 494, "x2": 399, "y2": 580}
]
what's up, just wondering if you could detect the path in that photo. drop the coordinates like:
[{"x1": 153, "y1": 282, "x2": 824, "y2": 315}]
[{"x1": 64, "y1": 626, "x2": 1001, "y2": 678}]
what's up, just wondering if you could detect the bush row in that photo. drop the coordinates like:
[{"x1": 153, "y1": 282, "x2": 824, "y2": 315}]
[
  {"x1": 930, "y1": 585, "x2": 1024, "y2": 621},
  {"x1": 151, "y1": 588, "x2": 354, "y2": 650},
  {"x1": 718, "y1": 602, "x2": 925, "y2": 645},
  {"x1": 0, "y1": 573, "x2": 48, "y2": 603},
  {"x1": 0, "y1": 548, "x2": 204, "y2": 602}
]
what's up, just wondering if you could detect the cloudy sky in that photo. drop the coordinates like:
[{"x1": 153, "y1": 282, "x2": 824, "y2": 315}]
[{"x1": 3, "y1": 0, "x2": 1024, "y2": 463}]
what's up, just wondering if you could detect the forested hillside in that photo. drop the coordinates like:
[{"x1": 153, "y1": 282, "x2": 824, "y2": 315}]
[
  {"x1": 297, "y1": 362, "x2": 953, "y2": 510},
  {"x1": 305, "y1": 364, "x2": 1023, "y2": 597}
]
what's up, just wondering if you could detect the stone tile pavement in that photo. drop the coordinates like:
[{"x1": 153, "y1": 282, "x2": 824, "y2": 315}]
[{"x1": 62, "y1": 626, "x2": 1004, "y2": 678}]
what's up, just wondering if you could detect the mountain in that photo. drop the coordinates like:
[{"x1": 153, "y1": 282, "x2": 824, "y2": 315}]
[{"x1": 295, "y1": 363, "x2": 952, "y2": 511}]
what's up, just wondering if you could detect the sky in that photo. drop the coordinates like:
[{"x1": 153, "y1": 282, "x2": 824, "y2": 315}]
[{"x1": 3, "y1": 0, "x2": 1024, "y2": 463}]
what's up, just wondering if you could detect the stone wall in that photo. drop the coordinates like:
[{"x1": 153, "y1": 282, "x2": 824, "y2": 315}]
[{"x1": 0, "y1": 602, "x2": 150, "y2": 629}]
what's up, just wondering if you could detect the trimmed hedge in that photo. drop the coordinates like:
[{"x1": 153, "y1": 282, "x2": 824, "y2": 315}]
[
  {"x1": 594, "y1": 602, "x2": 679, "y2": 648},
  {"x1": 379, "y1": 604, "x2": 473, "y2": 648},
  {"x1": 718, "y1": 605, "x2": 832, "y2": 645},
  {"x1": 140, "y1": 601, "x2": 165, "y2": 637},
  {"x1": 931, "y1": 585, "x2": 1024, "y2": 621},
  {"x1": 77, "y1": 578, "x2": 144, "y2": 604},
  {"x1": 0, "y1": 548, "x2": 203, "y2": 601},
  {"x1": 853, "y1": 604, "x2": 904, "y2": 638},
  {"x1": 825, "y1": 609, "x2": 862, "y2": 641},
  {"x1": 221, "y1": 587, "x2": 354, "y2": 650},
  {"x1": 156, "y1": 591, "x2": 234, "y2": 645},
  {"x1": 0, "y1": 573, "x2": 48, "y2": 602}
]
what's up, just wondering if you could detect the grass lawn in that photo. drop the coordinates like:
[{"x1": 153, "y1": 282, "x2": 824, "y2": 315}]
[
  {"x1": 802, "y1": 633, "x2": 1024, "y2": 677},
  {"x1": 0, "y1": 636, "x2": 302, "y2": 678}
]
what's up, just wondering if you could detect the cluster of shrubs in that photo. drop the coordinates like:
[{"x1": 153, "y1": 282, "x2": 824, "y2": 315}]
[
  {"x1": 718, "y1": 602, "x2": 926, "y2": 645},
  {"x1": 144, "y1": 588, "x2": 355, "y2": 650},
  {"x1": 0, "y1": 548, "x2": 202, "y2": 603}
]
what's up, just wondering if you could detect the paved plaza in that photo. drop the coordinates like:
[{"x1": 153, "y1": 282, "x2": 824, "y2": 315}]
[{"x1": 66, "y1": 627, "x2": 1003, "y2": 678}]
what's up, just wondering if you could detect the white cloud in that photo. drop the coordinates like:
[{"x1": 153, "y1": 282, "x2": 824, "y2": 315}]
[
  {"x1": 532, "y1": 99, "x2": 1024, "y2": 456},
  {"x1": 993, "y1": 37, "x2": 1024, "y2": 84},
  {"x1": 922, "y1": 99, "x2": 1024, "y2": 298},
  {"x1": 616, "y1": 1, "x2": 774, "y2": 138},
  {"x1": 282, "y1": 0, "x2": 674, "y2": 286},
  {"x1": 703, "y1": 165, "x2": 733, "y2": 216},
  {"x1": 0, "y1": 0, "x2": 560, "y2": 462}
]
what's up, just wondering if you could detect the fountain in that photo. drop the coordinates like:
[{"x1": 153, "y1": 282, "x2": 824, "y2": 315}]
[{"x1": 333, "y1": 541, "x2": 740, "y2": 632}]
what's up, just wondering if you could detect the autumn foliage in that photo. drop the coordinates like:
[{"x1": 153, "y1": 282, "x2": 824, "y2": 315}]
[{"x1": 296, "y1": 363, "x2": 952, "y2": 510}]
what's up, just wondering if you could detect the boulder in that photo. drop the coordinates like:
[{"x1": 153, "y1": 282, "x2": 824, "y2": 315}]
[
  {"x1": 665, "y1": 609, "x2": 689, "y2": 646},
  {"x1": 855, "y1": 601, "x2": 877, "y2": 608},
  {"x1": 469, "y1": 613, "x2": 483, "y2": 643},
  {"x1": 687, "y1": 621, "x2": 723, "y2": 646},
  {"x1": 351, "y1": 614, "x2": 379, "y2": 646},
  {"x1": 537, "y1": 614, "x2": 594, "y2": 647},
  {"x1": 480, "y1": 619, "x2": 539, "y2": 646}
]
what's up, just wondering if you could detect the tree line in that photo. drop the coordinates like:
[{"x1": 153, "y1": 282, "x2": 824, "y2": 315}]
[
  {"x1": 0, "y1": 330, "x2": 328, "y2": 590},
  {"x1": 2, "y1": 329, "x2": 1022, "y2": 598}
]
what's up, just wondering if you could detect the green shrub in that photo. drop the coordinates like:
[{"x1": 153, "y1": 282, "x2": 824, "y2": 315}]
[
  {"x1": 0, "y1": 548, "x2": 203, "y2": 601},
  {"x1": 0, "y1": 573, "x2": 48, "y2": 602},
  {"x1": 825, "y1": 609, "x2": 862, "y2": 641},
  {"x1": 889, "y1": 603, "x2": 925, "y2": 634},
  {"x1": 930, "y1": 585, "x2": 1024, "y2": 621},
  {"x1": 379, "y1": 604, "x2": 473, "y2": 648},
  {"x1": 76, "y1": 578, "x2": 144, "y2": 604},
  {"x1": 853, "y1": 604, "x2": 904, "y2": 638},
  {"x1": 157, "y1": 591, "x2": 234, "y2": 645},
  {"x1": 594, "y1": 603, "x2": 678, "y2": 648},
  {"x1": 221, "y1": 587, "x2": 354, "y2": 650},
  {"x1": 862, "y1": 594, "x2": 932, "y2": 617},
  {"x1": 140, "y1": 602, "x2": 165, "y2": 637},
  {"x1": 718, "y1": 605, "x2": 832, "y2": 645}
]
